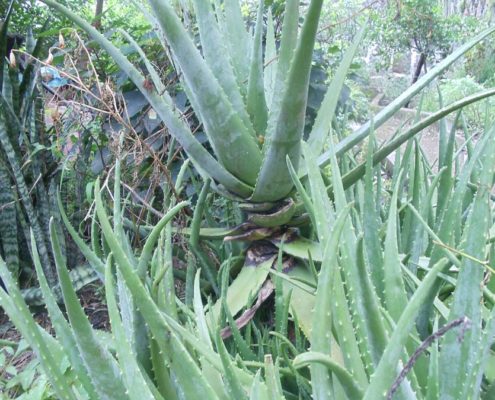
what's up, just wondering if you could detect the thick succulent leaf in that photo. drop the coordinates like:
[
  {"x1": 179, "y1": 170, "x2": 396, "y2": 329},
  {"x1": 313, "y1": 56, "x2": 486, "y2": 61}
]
[
  {"x1": 468, "y1": 307, "x2": 495, "y2": 399},
  {"x1": 193, "y1": 270, "x2": 214, "y2": 348},
  {"x1": 148, "y1": 0, "x2": 262, "y2": 186},
  {"x1": 266, "y1": 0, "x2": 299, "y2": 126},
  {"x1": 425, "y1": 318, "x2": 440, "y2": 400},
  {"x1": 307, "y1": 23, "x2": 367, "y2": 155},
  {"x1": 296, "y1": 144, "x2": 368, "y2": 386},
  {"x1": 57, "y1": 196, "x2": 105, "y2": 280},
  {"x1": 0, "y1": 260, "x2": 78, "y2": 400},
  {"x1": 281, "y1": 263, "x2": 316, "y2": 338},
  {"x1": 272, "y1": 237, "x2": 322, "y2": 262},
  {"x1": 0, "y1": 0, "x2": 15, "y2": 91},
  {"x1": 30, "y1": 230, "x2": 99, "y2": 400},
  {"x1": 417, "y1": 123, "x2": 495, "y2": 336},
  {"x1": 215, "y1": 328, "x2": 249, "y2": 400},
  {"x1": 192, "y1": 0, "x2": 255, "y2": 135},
  {"x1": 118, "y1": 28, "x2": 166, "y2": 93},
  {"x1": 301, "y1": 144, "x2": 335, "y2": 241},
  {"x1": 328, "y1": 139, "x2": 389, "y2": 370},
  {"x1": 293, "y1": 352, "x2": 364, "y2": 399},
  {"x1": 42, "y1": 0, "x2": 254, "y2": 198},
  {"x1": 438, "y1": 138, "x2": 495, "y2": 398},
  {"x1": 362, "y1": 135, "x2": 384, "y2": 301},
  {"x1": 251, "y1": 0, "x2": 323, "y2": 202},
  {"x1": 104, "y1": 258, "x2": 156, "y2": 400},
  {"x1": 264, "y1": 355, "x2": 285, "y2": 400},
  {"x1": 0, "y1": 159, "x2": 18, "y2": 278},
  {"x1": 94, "y1": 180, "x2": 266, "y2": 396},
  {"x1": 310, "y1": 205, "x2": 350, "y2": 400},
  {"x1": 363, "y1": 259, "x2": 449, "y2": 399},
  {"x1": 340, "y1": 88, "x2": 495, "y2": 190},
  {"x1": 50, "y1": 220, "x2": 128, "y2": 400},
  {"x1": 264, "y1": 8, "x2": 277, "y2": 110},
  {"x1": 383, "y1": 177, "x2": 408, "y2": 321},
  {"x1": 94, "y1": 180, "x2": 222, "y2": 398},
  {"x1": 249, "y1": 371, "x2": 269, "y2": 400},
  {"x1": 137, "y1": 201, "x2": 188, "y2": 278},
  {"x1": 331, "y1": 266, "x2": 369, "y2": 388},
  {"x1": 247, "y1": 0, "x2": 268, "y2": 136},
  {"x1": 221, "y1": 0, "x2": 251, "y2": 87},
  {"x1": 317, "y1": 24, "x2": 495, "y2": 167}
]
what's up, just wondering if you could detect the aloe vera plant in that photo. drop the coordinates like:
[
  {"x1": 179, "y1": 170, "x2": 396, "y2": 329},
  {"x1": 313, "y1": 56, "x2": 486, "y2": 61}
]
[
  {"x1": 2, "y1": 0, "x2": 495, "y2": 399},
  {"x1": 2, "y1": 121, "x2": 494, "y2": 398}
]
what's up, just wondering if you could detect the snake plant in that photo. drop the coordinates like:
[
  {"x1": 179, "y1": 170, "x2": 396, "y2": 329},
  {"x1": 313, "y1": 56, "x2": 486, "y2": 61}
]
[{"x1": 0, "y1": 1, "x2": 64, "y2": 288}]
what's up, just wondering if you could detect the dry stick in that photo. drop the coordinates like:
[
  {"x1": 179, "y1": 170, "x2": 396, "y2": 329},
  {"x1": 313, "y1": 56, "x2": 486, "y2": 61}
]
[
  {"x1": 317, "y1": 0, "x2": 380, "y2": 33},
  {"x1": 387, "y1": 316, "x2": 471, "y2": 400},
  {"x1": 122, "y1": 182, "x2": 164, "y2": 218}
]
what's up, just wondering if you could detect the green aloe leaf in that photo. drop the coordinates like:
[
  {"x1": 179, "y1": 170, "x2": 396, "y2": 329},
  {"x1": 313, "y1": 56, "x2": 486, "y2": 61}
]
[
  {"x1": 222, "y1": 0, "x2": 251, "y2": 88},
  {"x1": 0, "y1": 259, "x2": 78, "y2": 400},
  {"x1": 30, "y1": 229, "x2": 98, "y2": 399},
  {"x1": 50, "y1": 220, "x2": 128, "y2": 399},
  {"x1": 191, "y1": 0, "x2": 254, "y2": 135},
  {"x1": 264, "y1": 355, "x2": 285, "y2": 400},
  {"x1": 148, "y1": 0, "x2": 262, "y2": 185},
  {"x1": 438, "y1": 136, "x2": 495, "y2": 398},
  {"x1": 468, "y1": 307, "x2": 495, "y2": 399},
  {"x1": 266, "y1": 0, "x2": 299, "y2": 125},
  {"x1": 247, "y1": 0, "x2": 268, "y2": 136},
  {"x1": 104, "y1": 256, "x2": 157, "y2": 400},
  {"x1": 57, "y1": 192, "x2": 105, "y2": 277},
  {"x1": 293, "y1": 352, "x2": 364, "y2": 399},
  {"x1": 328, "y1": 138, "x2": 389, "y2": 371},
  {"x1": 340, "y1": 88, "x2": 495, "y2": 191},
  {"x1": 42, "y1": 0, "x2": 254, "y2": 197},
  {"x1": 383, "y1": 177, "x2": 408, "y2": 321},
  {"x1": 210, "y1": 254, "x2": 275, "y2": 324},
  {"x1": 362, "y1": 132, "x2": 384, "y2": 301},
  {"x1": 310, "y1": 205, "x2": 350, "y2": 399},
  {"x1": 251, "y1": 0, "x2": 323, "y2": 202},
  {"x1": 137, "y1": 201, "x2": 188, "y2": 278},
  {"x1": 307, "y1": 23, "x2": 367, "y2": 155},
  {"x1": 215, "y1": 327, "x2": 249, "y2": 399},
  {"x1": 363, "y1": 259, "x2": 449, "y2": 399},
  {"x1": 417, "y1": 124, "x2": 495, "y2": 336},
  {"x1": 264, "y1": 8, "x2": 277, "y2": 110}
]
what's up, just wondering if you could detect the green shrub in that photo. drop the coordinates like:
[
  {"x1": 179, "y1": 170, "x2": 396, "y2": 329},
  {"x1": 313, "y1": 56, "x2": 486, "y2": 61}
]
[{"x1": 423, "y1": 76, "x2": 495, "y2": 130}]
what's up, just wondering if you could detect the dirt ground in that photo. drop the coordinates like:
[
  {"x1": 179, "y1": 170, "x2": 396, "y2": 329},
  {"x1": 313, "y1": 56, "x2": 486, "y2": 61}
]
[{"x1": 0, "y1": 284, "x2": 109, "y2": 393}]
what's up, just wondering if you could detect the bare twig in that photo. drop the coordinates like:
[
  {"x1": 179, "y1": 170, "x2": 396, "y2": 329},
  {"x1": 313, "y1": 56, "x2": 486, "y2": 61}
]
[
  {"x1": 387, "y1": 316, "x2": 471, "y2": 399},
  {"x1": 122, "y1": 182, "x2": 164, "y2": 218},
  {"x1": 317, "y1": 0, "x2": 380, "y2": 33}
]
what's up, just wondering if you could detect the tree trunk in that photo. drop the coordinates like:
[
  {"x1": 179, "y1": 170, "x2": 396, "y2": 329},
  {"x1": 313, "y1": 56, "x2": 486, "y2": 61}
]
[
  {"x1": 93, "y1": 0, "x2": 105, "y2": 30},
  {"x1": 411, "y1": 52, "x2": 426, "y2": 86},
  {"x1": 405, "y1": 52, "x2": 426, "y2": 108}
]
